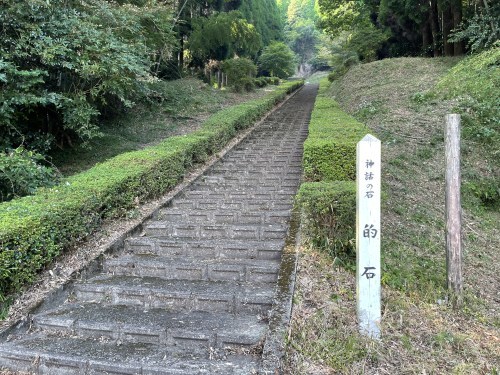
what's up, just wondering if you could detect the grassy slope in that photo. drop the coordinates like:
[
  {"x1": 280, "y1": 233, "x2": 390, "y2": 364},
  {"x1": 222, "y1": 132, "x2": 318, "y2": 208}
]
[
  {"x1": 51, "y1": 78, "x2": 277, "y2": 176},
  {"x1": 285, "y1": 58, "x2": 499, "y2": 374}
]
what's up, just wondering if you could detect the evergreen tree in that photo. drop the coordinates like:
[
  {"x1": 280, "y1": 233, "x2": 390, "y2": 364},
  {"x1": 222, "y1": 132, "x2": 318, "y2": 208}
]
[
  {"x1": 188, "y1": 11, "x2": 262, "y2": 63},
  {"x1": 238, "y1": 0, "x2": 284, "y2": 45}
]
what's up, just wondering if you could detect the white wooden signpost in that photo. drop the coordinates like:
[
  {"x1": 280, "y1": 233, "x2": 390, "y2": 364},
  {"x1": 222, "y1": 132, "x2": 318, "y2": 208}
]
[{"x1": 356, "y1": 134, "x2": 381, "y2": 339}]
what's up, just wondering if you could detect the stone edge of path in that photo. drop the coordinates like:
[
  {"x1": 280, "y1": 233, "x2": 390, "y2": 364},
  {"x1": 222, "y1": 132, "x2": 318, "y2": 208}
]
[
  {"x1": 0, "y1": 84, "x2": 305, "y2": 352},
  {"x1": 260, "y1": 207, "x2": 301, "y2": 374}
]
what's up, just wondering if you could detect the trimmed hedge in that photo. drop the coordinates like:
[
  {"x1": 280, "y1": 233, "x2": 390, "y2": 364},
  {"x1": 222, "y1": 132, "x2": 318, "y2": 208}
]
[
  {"x1": 303, "y1": 80, "x2": 368, "y2": 182},
  {"x1": 297, "y1": 78, "x2": 371, "y2": 256},
  {"x1": 296, "y1": 181, "x2": 356, "y2": 255},
  {"x1": 0, "y1": 80, "x2": 304, "y2": 301}
]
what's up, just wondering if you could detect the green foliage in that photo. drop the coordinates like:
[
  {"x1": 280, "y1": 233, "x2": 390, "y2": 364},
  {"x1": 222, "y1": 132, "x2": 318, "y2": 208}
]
[
  {"x1": 464, "y1": 177, "x2": 500, "y2": 210},
  {"x1": 296, "y1": 181, "x2": 356, "y2": 256},
  {"x1": 258, "y1": 42, "x2": 296, "y2": 78},
  {"x1": 318, "y1": 0, "x2": 498, "y2": 57},
  {"x1": 188, "y1": 11, "x2": 262, "y2": 62},
  {"x1": 0, "y1": 148, "x2": 59, "y2": 202},
  {"x1": 449, "y1": 4, "x2": 499, "y2": 53},
  {"x1": 0, "y1": 0, "x2": 176, "y2": 150},
  {"x1": 303, "y1": 80, "x2": 369, "y2": 181},
  {"x1": 222, "y1": 58, "x2": 258, "y2": 92},
  {"x1": 282, "y1": 0, "x2": 329, "y2": 72},
  {"x1": 346, "y1": 20, "x2": 390, "y2": 62},
  {"x1": 318, "y1": 0, "x2": 388, "y2": 64},
  {"x1": 287, "y1": 20, "x2": 320, "y2": 65},
  {"x1": 0, "y1": 80, "x2": 304, "y2": 302},
  {"x1": 436, "y1": 47, "x2": 499, "y2": 148},
  {"x1": 327, "y1": 45, "x2": 359, "y2": 81},
  {"x1": 287, "y1": 0, "x2": 319, "y2": 25},
  {"x1": 238, "y1": 0, "x2": 284, "y2": 45},
  {"x1": 254, "y1": 77, "x2": 269, "y2": 88},
  {"x1": 317, "y1": 0, "x2": 365, "y2": 38},
  {"x1": 265, "y1": 77, "x2": 282, "y2": 85}
]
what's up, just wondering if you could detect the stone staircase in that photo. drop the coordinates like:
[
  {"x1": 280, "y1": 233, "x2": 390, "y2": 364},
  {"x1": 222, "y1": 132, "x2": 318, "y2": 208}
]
[{"x1": 0, "y1": 84, "x2": 318, "y2": 374}]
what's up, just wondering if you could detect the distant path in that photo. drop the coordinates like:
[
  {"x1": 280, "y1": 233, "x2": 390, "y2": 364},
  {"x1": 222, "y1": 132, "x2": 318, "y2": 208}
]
[{"x1": 0, "y1": 83, "x2": 319, "y2": 374}]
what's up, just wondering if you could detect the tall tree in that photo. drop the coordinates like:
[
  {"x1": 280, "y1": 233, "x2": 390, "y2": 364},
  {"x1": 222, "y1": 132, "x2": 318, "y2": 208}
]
[
  {"x1": 188, "y1": 11, "x2": 262, "y2": 63},
  {"x1": 258, "y1": 41, "x2": 296, "y2": 78},
  {"x1": 238, "y1": 0, "x2": 284, "y2": 45}
]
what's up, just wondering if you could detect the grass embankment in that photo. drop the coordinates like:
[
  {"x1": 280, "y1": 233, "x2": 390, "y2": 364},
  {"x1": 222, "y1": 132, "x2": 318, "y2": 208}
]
[
  {"x1": 0, "y1": 80, "x2": 303, "y2": 315},
  {"x1": 285, "y1": 57, "x2": 499, "y2": 374}
]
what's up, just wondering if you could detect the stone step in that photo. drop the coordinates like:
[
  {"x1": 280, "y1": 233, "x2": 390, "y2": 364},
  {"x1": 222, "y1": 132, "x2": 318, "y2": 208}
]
[
  {"x1": 233, "y1": 135, "x2": 304, "y2": 143},
  {"x1": 143, "y1": 222, "x2": 288, "y2": 240},
  {"x1": 214, "y1": 159, "x2": 301, "y2": 168},
  {"x1": 125, "y1": 238, "x2": 284, "y2": 261},
  {"x1": 220, "y1": 154, "x2": 302, "y2": 162},
  {"x1": 156, "y1": 207, "x2": 291, "y2": 225},
  {"x1": 206, "y1": 169, "x2": 303, "y2": 180},
  {"x1": 189, "y1": 180, "x2": 299, "y2": 194},
  {"x1": 226, "y1": 150, "x2": 303, "y2": 160},
  {"x1": 169, "y1": 199, "x2": 293, "y2": 212},
  {"x1": 103, "y1": 254, "x2": 280, "y2": 283},
  {"x1": 0, "y1": 338, "x2": 260, "y2": 374},
  {"x1": 194, "y1": 175, "x2": 300, "y2": 189},
  {"x1": 178, "y1": 189, "x2": 295, "y2": 202},
  {"x1": 74, "y1": 276, "x2": 274, "y2": 314},
  {"x1": 33, "y1": 304, "x2": 267, "y2": 351}
]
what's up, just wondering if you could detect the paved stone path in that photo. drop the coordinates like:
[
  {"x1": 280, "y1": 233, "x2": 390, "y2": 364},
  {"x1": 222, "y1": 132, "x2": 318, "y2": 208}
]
[{"x1": 0, "y1": 84, "x2": 319, "y2": 374}]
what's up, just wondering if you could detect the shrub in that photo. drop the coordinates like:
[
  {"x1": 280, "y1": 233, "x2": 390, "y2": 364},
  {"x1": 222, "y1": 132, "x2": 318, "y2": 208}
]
[
  {"x1": 265, "y1": 77, "x2": 281, "y2": 85},
  {"x1": 0, "y1": 148, "x2": 59, "y2": 202},
  {"x1": 258, "y1": 42, "x2": 296, "y2": 79},
  {"x1": 222, "y1": 58, "x2": 258, "y2": 92},
  {"x1": 296, "y1": 181, "x2": 356, "y2": 256},
  {"x1": 0, "y1": 0, "x2": 176, "y2": 150},
  {"x1": 0, "y1": 80, "x2": 304, "y2": 302},
  {"x1": 464, "y1": 177, "x2": 500, "y2": 210},
  {"x1": 303, "y1": 80, "x2": 369, "y2": 182},
  {"x1": 254, "y1": 77, "x2": 268, "y2": 88}
]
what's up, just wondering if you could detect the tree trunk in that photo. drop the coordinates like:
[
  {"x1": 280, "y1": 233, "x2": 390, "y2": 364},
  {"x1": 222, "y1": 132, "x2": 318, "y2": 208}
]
[
  {"x1": 452, "y1": 0, "x2": 465, "y2": 55},
  {"x1": 442, "y1": 5, "x2": 454, "y2": 56},
  {"x1": 179, "y1": 35, "x2": 184, "y2": 69},
  {"x1": 421, "y1": 13, "x2": 432, "y2": 56},
  {"x1": 430, "y1": 0, "x2": 441, "y2": 57}
]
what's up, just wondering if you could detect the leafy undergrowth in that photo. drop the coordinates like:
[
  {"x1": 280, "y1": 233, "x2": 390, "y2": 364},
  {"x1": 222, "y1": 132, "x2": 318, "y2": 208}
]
[
  {"x1": 51, "y1": 77, "x2": 277, "y2": 176},
  {"x1": 285, "y1": 59, "x2": 499, "y2": 373}
]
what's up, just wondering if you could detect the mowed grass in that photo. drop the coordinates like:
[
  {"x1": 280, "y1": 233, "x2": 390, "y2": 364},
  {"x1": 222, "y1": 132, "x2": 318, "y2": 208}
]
[
  {"x1": 51, "y1": 78, "x2": 277, "y2": 176},
  {"x1": 285, "y1": 58, "x2": 499, "y2": 374}
]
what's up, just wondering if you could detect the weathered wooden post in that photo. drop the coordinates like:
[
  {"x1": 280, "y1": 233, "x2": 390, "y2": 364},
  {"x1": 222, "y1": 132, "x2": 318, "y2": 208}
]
[
  {"x1": 445, "y1": 114, "x2": 463, "y2": 303},
  {"x1": 356, "y1": 134, "x2": 381, "y2": 339}
]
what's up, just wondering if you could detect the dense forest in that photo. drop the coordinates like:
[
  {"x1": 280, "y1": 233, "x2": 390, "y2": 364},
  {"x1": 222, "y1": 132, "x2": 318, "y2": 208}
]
[{"x1": 0, "y1": 0, "x2": 498, "y2": 202}]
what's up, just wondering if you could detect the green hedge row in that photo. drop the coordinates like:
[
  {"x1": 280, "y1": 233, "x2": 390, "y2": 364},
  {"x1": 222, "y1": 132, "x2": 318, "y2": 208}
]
[
  {"x1": 298, "y1": 78, "x2": 368, "y2": 256},
  {"x1": 0, "y1": 80, "x2": 304, "y2": 301},
  {"x1": 296, "y1": 181, "x2": 356, "y2": 254},
  {"x1": 303, "y1": 82, "x2": 368, "y2": 182}
]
